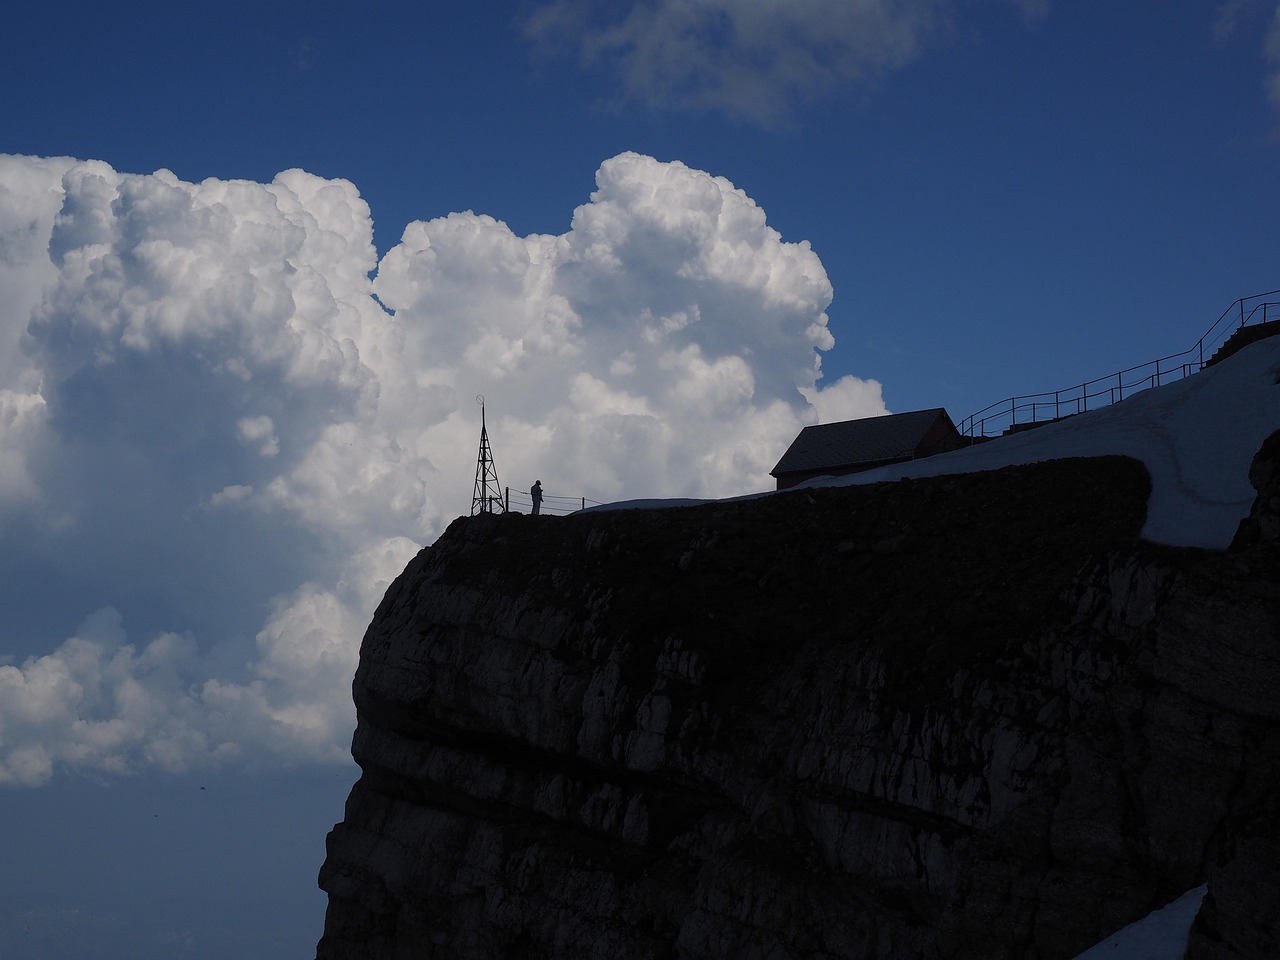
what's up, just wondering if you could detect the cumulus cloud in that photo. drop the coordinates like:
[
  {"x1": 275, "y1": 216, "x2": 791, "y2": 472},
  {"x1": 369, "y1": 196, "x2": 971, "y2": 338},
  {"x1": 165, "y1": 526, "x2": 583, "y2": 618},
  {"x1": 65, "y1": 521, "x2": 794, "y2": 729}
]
[
  {"x1": 525, "y1": 0, "x2": 1049, "y2": 126},
  {"x1": 374, "y1": 153, "x2": 878, "y2": 504},
  {"x1": 1, "y1": 608, "x2": 208, "y2": 786},
  {"x1": 0, "y1": 151, "x2": 882, "y2": 784},
  {"x1": 0, "y1": 156, "x2": 75, "y2": 522},
  {"x1": 801, "y1": 373, "x2": 893, "y2": 425},
  {"x1": 0, "y1": 389, "x2": 45, "y2": 510}
]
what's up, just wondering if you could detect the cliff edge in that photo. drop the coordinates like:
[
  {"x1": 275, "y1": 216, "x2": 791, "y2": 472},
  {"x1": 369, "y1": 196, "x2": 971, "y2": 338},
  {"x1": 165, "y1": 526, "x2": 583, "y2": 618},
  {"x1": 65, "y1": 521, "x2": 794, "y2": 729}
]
[{"x1": 317, "y1": 448, "x2": 1280, "y2": 959}]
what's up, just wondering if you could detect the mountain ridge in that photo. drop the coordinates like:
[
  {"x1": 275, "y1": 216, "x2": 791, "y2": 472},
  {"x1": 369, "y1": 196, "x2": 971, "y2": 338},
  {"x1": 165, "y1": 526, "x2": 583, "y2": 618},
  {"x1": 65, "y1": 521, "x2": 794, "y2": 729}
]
[{"x1": 316, "y1": 440, "x2": 1280, "y2": 958}]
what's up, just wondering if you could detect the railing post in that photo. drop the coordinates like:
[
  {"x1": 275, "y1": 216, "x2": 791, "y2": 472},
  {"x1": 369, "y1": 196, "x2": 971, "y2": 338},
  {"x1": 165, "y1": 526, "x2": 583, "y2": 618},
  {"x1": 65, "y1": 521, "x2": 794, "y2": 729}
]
[{"x1": 504, "y1": 487, "x2": 509, "y2": 512}]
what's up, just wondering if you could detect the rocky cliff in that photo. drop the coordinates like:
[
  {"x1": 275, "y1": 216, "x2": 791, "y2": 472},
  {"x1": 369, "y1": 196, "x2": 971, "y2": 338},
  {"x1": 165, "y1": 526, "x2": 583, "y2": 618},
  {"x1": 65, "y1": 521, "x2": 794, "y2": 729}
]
[{"x1": 316, "y1": 443, "x2": 1280, "y2": 959}]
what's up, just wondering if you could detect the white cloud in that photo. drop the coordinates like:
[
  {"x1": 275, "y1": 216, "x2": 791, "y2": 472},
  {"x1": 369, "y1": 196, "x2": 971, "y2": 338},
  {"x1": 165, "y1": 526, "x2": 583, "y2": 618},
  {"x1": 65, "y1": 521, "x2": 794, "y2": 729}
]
[
  {"x1": 209, "y1": 483, "x2": 254, "y2": 507},
  {"x1": 0, "y1": 155, "x2": 75, "y2": 387},
  {"x1": 0, "y1": 151, "x2": 881, "y2": 783},
  {"x1": 237, "y1": 414, "x2": 280, "y2": 457},
  {"x1": 0, "y1": 389, "x2": 47, "y2": 511},
  {"x1": 0, "y1": 156, "x2": 75, "y2": 522},
  {"x1": 0, "y1": 608, "x2": 206, "y2": 786},
  {"x1": 374, "y1": 152, "x2": 868, "y2": 503},
  {"x1": 0, "y1": 536, "x2": 417, "y2": 786},
  {"x1": 801, "y1": 373, "x2": 889, "y2": 424},
  {"x1": 524, "y1": 0, "x2": 1049, "y2": 125}
]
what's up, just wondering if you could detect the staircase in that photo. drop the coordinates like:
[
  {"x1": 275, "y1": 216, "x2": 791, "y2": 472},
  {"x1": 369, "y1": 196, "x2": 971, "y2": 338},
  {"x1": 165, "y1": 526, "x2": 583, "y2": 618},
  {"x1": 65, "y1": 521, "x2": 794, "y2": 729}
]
[{"x1": 1204, "y1": 318, "x2": 1280, "y2": 368}]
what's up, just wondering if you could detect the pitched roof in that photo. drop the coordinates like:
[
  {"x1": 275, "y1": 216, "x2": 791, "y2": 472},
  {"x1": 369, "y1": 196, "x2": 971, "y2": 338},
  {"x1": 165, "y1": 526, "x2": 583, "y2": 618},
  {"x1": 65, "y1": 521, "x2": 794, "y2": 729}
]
[{"x1": 770, "y1": 408, "x2": 955, "y2": 477}]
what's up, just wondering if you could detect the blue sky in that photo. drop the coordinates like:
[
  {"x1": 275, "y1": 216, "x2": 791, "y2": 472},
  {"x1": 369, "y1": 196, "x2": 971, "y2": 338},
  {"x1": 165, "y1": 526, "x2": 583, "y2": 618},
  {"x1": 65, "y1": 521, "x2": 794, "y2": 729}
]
[
  {"x1": 1, "y1": 2, "x2": 1278, "y2": 956},
  {"x1": 6, "y1": 1, "x2": 1276, "y2": 416}
]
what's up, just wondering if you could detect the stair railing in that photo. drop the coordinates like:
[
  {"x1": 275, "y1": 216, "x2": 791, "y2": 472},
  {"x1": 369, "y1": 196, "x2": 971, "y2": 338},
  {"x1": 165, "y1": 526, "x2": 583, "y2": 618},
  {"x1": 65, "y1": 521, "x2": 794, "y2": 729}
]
[{"x1": 959, "y1": 289, "x2": 1280, "y2": 438}]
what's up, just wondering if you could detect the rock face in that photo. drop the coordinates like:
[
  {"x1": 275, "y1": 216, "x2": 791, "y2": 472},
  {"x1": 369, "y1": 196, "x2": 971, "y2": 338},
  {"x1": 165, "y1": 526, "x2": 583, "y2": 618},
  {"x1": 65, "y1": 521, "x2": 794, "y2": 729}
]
[{"x1": 317, "y1": 451, "x2": 1280, "y2": 960}]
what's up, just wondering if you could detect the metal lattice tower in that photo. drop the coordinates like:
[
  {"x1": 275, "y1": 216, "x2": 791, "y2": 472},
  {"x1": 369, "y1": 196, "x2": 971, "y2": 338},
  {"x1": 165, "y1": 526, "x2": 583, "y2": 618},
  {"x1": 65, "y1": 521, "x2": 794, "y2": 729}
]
[{"x1": 471, "y1": 396, "x2": 503, "y2": 515}]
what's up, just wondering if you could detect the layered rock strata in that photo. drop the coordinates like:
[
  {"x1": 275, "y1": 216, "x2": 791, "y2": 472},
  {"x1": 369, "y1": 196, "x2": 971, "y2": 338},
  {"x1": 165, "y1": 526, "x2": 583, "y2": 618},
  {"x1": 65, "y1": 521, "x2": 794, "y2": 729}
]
[{"x1": 317, "y1": 451, "x2": 1280, "y2": 960}]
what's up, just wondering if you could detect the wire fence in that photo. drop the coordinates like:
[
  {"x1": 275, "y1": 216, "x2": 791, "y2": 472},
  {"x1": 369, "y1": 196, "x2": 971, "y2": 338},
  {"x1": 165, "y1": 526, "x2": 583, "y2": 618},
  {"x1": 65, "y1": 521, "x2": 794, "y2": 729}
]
[
  {"x1": 504, "y1": 487, "x2": 607, "y2": 516},
  {"x1": 959, "y1": 289, "x2": 1280, "y2": 438}
]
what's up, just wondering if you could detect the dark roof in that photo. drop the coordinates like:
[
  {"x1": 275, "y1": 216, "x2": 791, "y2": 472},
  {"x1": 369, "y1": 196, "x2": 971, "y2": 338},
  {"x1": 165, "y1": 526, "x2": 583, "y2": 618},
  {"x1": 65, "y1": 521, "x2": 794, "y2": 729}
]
[{"x1": 770, "y1": 408, "x2": 955, "y2": 477}]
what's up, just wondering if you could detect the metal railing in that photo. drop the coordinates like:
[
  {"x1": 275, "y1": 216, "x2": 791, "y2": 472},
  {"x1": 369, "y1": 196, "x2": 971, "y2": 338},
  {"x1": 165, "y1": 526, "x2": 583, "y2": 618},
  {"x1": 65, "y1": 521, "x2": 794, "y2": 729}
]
[
  {"x1": 504, "y1": 487, "x2": 606, "y2": 516},
  {"x1": 959, "y1": 289, "x2": 1280, "y2": 438}
]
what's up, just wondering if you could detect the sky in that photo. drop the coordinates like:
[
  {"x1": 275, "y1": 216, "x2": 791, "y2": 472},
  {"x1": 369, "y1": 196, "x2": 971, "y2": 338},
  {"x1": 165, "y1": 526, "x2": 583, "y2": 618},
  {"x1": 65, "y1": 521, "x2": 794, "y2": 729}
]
[{"x1": 1, "y1": 1, "x2": 1278, "y2": 956}]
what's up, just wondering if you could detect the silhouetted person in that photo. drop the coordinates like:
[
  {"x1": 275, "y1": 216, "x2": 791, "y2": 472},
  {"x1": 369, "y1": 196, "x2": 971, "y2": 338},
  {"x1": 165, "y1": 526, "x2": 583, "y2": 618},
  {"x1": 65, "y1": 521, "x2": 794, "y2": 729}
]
[{"x1": 530, "y1": 480, "x2": 543, "y2": 515}]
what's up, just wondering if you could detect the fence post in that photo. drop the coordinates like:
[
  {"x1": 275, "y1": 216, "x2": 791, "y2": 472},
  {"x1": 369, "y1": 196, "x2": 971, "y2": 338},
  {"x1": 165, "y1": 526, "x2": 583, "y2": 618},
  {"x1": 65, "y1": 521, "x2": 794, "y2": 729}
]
[
  {"x1": 581, "y1": 497, "x2": 585, "y2": 510},
  {"x1": 504, "y1": 487, "x2": 509, "y2": 513}
]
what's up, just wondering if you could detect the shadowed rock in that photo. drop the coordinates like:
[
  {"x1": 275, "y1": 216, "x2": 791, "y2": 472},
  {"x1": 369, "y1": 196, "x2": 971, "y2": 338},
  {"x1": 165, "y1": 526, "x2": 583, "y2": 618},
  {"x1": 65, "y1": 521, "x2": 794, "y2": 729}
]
[{"x1": 317, "y1": 452, "x2": 1280, "y2": 960}]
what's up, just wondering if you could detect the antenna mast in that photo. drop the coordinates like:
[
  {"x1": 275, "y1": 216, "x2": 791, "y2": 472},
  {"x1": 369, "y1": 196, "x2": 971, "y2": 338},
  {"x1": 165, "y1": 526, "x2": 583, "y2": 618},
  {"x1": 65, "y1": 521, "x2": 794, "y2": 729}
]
[{"x1": 471, "y1": 395, "x2": 503, "y2": 515}]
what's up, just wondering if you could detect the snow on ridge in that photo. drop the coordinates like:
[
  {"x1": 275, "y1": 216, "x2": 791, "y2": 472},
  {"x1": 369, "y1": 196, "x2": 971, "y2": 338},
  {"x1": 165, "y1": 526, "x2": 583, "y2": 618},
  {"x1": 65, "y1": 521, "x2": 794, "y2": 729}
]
[
  {"x1": 1070, "y1": 885, "x2": 1207, "y2": 960},
  {"x1": 822, "y1": 336, "x2": 1280, "y2": 549},
  {"x1": 589, "y1": 336, "x2": 1280, "y2": 551}
]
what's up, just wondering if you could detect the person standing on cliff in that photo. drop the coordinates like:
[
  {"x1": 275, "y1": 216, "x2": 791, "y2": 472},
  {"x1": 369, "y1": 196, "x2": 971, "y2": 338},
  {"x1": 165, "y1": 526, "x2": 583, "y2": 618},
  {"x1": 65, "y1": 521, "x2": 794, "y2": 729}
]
[{"x1": 530, "y1": 480, "x2": 543, "y2": 515}]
